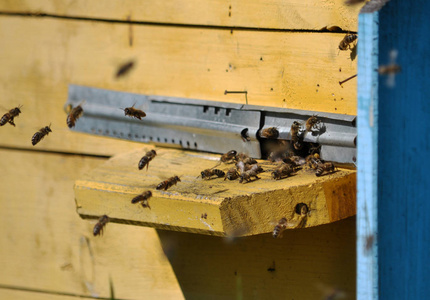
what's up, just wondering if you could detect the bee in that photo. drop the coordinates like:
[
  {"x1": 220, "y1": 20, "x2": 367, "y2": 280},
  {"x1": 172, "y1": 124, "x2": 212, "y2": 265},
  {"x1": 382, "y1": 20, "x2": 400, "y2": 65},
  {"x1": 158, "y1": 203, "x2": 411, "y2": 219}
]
[
  {"x1": 338, "y1": 34, "x2": 358, "y2": 51},
  {"x1": 224, "y1": 168, "x2": 239, "y2": 181},
  {"x1": 315, "y1": 162, "x2": 336, "y2": 177},
  {"x1": 220, "y1": 150, "x2": 237, "y2": 163},
  {"x1": 0, "y1": 105, "x2": 22, "y2": 127},
  {"x1": 290, "y1": 121, "x2": 303, "y2": 150},
  {"x1": 378, "y1": 50, "x2": 401, "y2": 88},
  {"x1": 122, "y1": 104, "x2": 146, "y2": 120},
  {"x1": 272, "y1": 163, "x2": 294, "y2": 180},
  {"x1": 268, "y1": 149, "x2": 288, "y2": 162},
  {"x1": 138, "y1": 150, "x2": 157, "y2": 170},
  {"x1": 201, "y1": 213, "x2": 208, "y2": 219},
  {"x1": 294, "y1": 203, "x2": 309, "y2": 229},
  {"x1": 306, "y1": 153, "x2": 323, "y2": 169},
  {"x1": 260, "y1": 127, "x2": 279, "y2": 139},
  {"x1": 305, "y1": 115, "x2": 321, "y2": 132},
  {"x1": 31, "y1": 124, "x2": 52, "y2": 146},
  {"x1": 239, "y1": 164, "x2": 262, "y2": 183},
  {"x1": 66, "y1": 104, "x2": 83, "y2": 128},
  {"x1": 378, "y1": 64, "x2": 401, "y2": 75},
  {"x1": 115, "y1": 60, "x2": 135, "y2": 78},
  {"x1": 243, "y1": 157, "x2": 257, "y2": 165},
  {"x1": 273, "y1": 217, "x2": 288, "y2": 238},
  {"x1": 131, "y1": 191, "x2": 152, "y2": 209},
  {"x1": 156, "y1": 175, "x2": 181, "y2": 191},
  {"x1": 200, "y1": 169, "x2": 225, "y2": 179},
  {"x1": 93, "y1": 215, "x2": 110, "y2": 236}
]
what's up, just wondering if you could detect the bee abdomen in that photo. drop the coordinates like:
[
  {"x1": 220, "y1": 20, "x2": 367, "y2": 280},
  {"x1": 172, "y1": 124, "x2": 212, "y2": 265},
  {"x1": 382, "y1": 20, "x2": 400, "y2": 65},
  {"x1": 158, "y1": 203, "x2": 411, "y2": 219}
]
[
  {"x1": 0, "y1": 113, "x2": 11, "y2": 126},
  {"x1": 31, "y1": 132, "x2": 43, "y2": 146},
  {"x1": 213, "y1": 169, "x2": 225, "y2": 178}
]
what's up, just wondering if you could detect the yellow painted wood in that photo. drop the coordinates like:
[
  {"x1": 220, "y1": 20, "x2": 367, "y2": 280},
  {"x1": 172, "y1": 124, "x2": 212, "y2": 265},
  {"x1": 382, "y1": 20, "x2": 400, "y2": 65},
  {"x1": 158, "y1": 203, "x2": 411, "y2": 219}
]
[
  {"x1": 0, "y1": 0, "x2": 364, "y2": 31},
  {"x1": 0, "y1": 289, "x2": 80, "y2": 300},
  {"x1": 76, "y1": 147, "x2": 356, "y2": 236},
  {"x1": 0, "y1": 16, "x2": 357, "y2": 155},
  {"x1": 0, "y1": 149, "x2": 184, "y2": 299},
  {"x1": 158, "y1": 217, "x2": 356, "y2": 299}
]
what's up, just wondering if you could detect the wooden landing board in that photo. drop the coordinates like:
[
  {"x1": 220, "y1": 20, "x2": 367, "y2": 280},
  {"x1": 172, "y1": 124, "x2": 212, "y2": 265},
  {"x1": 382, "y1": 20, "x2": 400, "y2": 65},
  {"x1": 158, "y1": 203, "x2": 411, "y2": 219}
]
[
  {"x1": 0, "y1": 0, "x2": 363, "y2": 31},
  {"x1": 0, "y1": 149, "x2": 184, "y2": 300},
  {"x1": 0, "y1": 17, "x2": 357, "y2": 155},
  {"x1": 76, "y1": 147, "x2": 356, "y2": 236}
]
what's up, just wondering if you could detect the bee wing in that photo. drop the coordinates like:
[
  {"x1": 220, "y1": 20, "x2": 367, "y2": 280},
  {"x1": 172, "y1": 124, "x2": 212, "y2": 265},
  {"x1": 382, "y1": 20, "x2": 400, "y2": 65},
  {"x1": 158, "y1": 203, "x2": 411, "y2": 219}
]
[
  {"x1": 386, "y1": 74, "x2": 396, "y2": 88},
  {"x1": 389, "y1": 49, "x2": 398, "y2": 63}
]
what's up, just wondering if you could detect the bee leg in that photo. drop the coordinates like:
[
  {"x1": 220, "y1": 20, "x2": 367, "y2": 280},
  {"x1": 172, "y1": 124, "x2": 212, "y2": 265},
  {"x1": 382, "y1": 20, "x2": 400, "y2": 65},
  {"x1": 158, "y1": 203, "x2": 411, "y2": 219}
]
[{"x1": 146, "y1": 163, "x2": 149, "y2": 171}]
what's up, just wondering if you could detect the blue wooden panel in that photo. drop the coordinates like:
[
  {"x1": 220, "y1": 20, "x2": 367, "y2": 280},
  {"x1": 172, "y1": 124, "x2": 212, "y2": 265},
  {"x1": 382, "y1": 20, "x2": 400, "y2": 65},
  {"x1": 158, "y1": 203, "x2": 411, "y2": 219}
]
[
  {"x1": 357, "y1": 11, "x2": 379, "y2": 300},
  {"x1": 377, "y1": 0, "x2": 430, "y2": 299}
]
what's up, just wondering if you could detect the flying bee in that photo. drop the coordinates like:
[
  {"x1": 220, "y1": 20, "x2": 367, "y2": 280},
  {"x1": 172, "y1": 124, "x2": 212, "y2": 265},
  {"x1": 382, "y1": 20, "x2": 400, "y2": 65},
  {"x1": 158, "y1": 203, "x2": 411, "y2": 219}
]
[
  {"x1": 138, "y1": 150, "x2": 157, "y2": 170},
  {"x1": 224, "y1": 168, "x2": 239, "y2": 181},
  {"x1": 315, "y1": 162, "x2": 336, "y2": 177},
  {"x1": 31, "y1": 124, "x2": 52, "y2": 146},
  {"x1": 305, "y1": 115, "x2": 321, "y2": 132},
  {"x1": 260, "y1": 127, "x2": 279, "y2": 139},
  {"x1": 339, "y1": 34, "x2": 358, "y2": 51},
  {"x1": 66, "y1": 104, "x2": 84, "y2": 128},
  {"x1": 272, "y1": 163, "x2": 294, "y2": 180},
  {"x1": 121, "y1": 103, "x2": 146, "y2": 120},
  {"x1": 290, "y1": 121, "x2": 303, "y2": 150},
  {"x1": 200, "y1": 169, "x2": 225, "y2": 179},
  {"x1": 273, "y1": 217, "x2": 288, "y2": 238},
  {"x1": 93, "y1": 215, "x2": 110, "y2": 236},
  {"x1": 115, "y1": 60, "x2": 135, "y2": 78},
  {"x1": 0, "y1": 105, "x2": 22, "y2": 127},
  {"x1": 156, "y1": 175, "x2": 181, "y2": 191},
  {"x1": 378, "y1": 50, "x2": 401, "y2": 88},
  {"x1": 220, "y1": 150, "x2": 237, "y2": 163},
  {"x1": 131, "y1": 191, "x2": 152, "y2": 209},
  {"x1": 239, "y1": 164, "x2": 262, "y2": 183},
  {"x1": 378, "y1": 64, "x2": 401, "y2": 75}
]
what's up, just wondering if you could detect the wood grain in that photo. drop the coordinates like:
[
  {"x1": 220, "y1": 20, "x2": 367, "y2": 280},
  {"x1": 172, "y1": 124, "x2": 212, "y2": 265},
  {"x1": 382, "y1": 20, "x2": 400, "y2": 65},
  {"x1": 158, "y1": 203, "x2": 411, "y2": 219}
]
[
  {"x1": 0, "y1": 0, "x2": 363, "y2": 31},
  {"x1": 0, "y1": 16, "x2": 357, "y2": 155},
  {"x1": 157, "y1": 217, "x2": 356, "y2": 299},
  {"x1": 75, "y1": 147, "x2": 357, "y2": 236},
  {"x1": 0, "y1": 149, "x2": 184, "y2": 299},
  {"x1": 0, "y1": 289, "x2": 81, "y2": 300}
]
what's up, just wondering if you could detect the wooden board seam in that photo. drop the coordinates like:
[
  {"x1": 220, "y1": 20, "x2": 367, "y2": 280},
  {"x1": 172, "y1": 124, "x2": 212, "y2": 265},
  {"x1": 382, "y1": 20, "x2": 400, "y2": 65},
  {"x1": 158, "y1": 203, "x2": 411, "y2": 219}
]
[{"x1": 0, "y1": 11, "x2": 357, "y2": 33}]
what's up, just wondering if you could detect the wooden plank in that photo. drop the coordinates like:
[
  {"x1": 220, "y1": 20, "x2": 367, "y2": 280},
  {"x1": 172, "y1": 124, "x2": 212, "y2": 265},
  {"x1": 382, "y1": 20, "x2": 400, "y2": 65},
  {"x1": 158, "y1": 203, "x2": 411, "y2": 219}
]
[
  {"x1": 75, "y1": 147, "x2": 356, "y2": 236},
  {"x1": 356, "y1": 10, "x2": 379, "y2": 300},
  {"x1": 0, "y1": 289, "x2": 81, "y2": 300},
  {"x1": 376, "y1": 0, "x2": 430, "y2": 299},
  {"x1": 0, "y1": 0, "x2": 364, "y2": 31},
  {"x1": 157, "y1": 217, "x2": 356, "y2": 299},
  {"x1": 0, "y1": 149, "x2": 184, "y2": 299},
  {"x1": 0, "y1": 147, "x2": 355, "y2": 299},
  {"x1": 0, "y1": 16, "x2": 357, "y2": 155}
]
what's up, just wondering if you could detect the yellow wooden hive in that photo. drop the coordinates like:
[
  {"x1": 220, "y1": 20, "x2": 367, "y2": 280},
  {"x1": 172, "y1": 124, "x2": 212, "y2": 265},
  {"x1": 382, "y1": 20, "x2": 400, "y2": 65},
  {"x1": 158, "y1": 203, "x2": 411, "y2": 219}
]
[{"x1": 0, "y1": 1, "x2": 362, "y2": 299}]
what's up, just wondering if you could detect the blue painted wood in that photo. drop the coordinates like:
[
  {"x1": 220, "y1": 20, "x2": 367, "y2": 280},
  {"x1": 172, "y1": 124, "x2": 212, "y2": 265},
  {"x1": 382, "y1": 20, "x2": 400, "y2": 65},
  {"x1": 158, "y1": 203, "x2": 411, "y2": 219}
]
[
  {"x1": 377, "y1": 0, "x2": 430, "y2": 299},
  {"x1": 357, "y1": 11, "x2": 379, "y2": 300}
]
